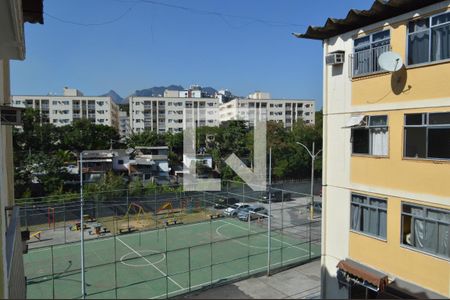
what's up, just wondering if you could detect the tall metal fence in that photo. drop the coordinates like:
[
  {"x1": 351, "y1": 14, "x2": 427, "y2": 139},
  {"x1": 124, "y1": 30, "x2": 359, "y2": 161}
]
[
  {"x1": 18, "y1": 180, "x2": 321, "y2": 299},
  {"x1": 5, "y1": 207, "x2": 26, "y2": 299}
]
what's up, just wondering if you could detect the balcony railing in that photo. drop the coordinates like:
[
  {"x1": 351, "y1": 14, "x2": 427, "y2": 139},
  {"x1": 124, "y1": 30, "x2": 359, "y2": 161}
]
[{"x1": 350, "y1": 44, "x2": 391, "y2": 77}]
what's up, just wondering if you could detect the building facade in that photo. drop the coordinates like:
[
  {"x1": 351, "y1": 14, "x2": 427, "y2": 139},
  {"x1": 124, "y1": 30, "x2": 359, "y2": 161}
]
[
  {"x1": 298, "y1": 0, "x2": 449, "y2": 298},
  {"x1": 129, "y1": 96, "x2": 220, "y2": 134},
  {"x1": 12, "y1": 87, "x2": 120, "y2": 130},
  {"x1": 119, "y1": 110, "x2": 130, "y2": 138},
  {"x1": 219, "y1": 97, "x2": 315, "y2": 128}
]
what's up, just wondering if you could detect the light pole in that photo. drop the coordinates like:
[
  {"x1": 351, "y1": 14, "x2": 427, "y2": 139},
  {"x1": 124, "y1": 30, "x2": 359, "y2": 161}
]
[
  {"x1": 79, "y1": 151, "x2": 86, "y2": 299},
  {"x1": 296, "y1": 142, "x2": 322, "y2": 220}
]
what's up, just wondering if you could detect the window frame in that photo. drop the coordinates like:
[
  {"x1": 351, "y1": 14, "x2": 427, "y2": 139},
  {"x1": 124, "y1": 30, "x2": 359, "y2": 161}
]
[
  {"x1": 351, "y1": 115, "x2": 389, "y2": 157},
  {"x1": 352, "y1": 29, "x2": 391, "y2": 77},
  {"x1": 407, "y1": 11, "x2": 450, "y2": 67},
  {"x1": 400, "y1": 202, "x2": 450, "y2": 260},
  {"x1": 403, "y1": 112, "x2": 450, "y2": 160},
  {"x1": 350, "y1": 193, "x2": 388, "y2": 240}
]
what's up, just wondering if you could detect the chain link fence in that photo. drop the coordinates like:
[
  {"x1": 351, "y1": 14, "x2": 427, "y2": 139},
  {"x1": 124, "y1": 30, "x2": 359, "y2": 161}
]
[{"x1": 18, "y1": 180, "x2": 321, "y2": 299}]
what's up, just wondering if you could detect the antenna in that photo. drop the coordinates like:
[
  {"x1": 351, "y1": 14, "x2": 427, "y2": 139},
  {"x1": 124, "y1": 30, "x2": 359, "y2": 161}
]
[{"x1": 378, "y1": 51, "x2": 403, "y2": 72}]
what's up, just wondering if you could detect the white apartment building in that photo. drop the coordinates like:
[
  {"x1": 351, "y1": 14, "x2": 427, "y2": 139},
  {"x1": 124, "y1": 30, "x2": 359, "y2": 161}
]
[
  {"x1": 219, "y1": 97, "x2": 315, "y2": 128},
  {"x1": 119, "y1": 110, "x2": 130, "y2": 137},
  {"x1": 129, "y1": 96, "x2": 220, "y2": 134},
  {"x1": 12, "y1": 87, "x2": 119, "y2": 129}
]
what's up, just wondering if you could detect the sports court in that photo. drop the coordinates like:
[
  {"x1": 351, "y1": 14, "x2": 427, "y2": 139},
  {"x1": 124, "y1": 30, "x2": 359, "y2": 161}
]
[{"x1": 25, "y1": 217, "x2": 320, "y2": 299}]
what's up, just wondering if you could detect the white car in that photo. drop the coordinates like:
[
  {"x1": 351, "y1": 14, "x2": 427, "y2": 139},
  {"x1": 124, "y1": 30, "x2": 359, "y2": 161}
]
[{"x1": 223, "y1": 203, "x2": 250, "y2": 217}]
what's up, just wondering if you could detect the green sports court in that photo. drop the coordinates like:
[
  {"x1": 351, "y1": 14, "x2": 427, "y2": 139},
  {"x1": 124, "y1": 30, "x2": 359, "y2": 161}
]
[{"x1": 24, "y1": 217, "x2": 320, "y2": 299}]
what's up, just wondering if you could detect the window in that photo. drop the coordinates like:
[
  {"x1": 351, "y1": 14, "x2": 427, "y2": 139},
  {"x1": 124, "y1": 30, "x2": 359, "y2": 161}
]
[
  {"x1": 408, "y1": 12, "x2": 450, "y2": 65},
  {"x1": 404, "y1": 112, "x2": 450, "y2": 159},
  {"x1": 401, "y1": 203, "x2": 449, "y2": 259},
  {"x1": 351, "y1": 194, "x2": 387, "y2": 239},
  {"x1": 352, "y1": 30, "x2": 391, "y2": 76},
  {"x1": 352, "y1": 115, "x2": 389, "y2": 156},
  {"x1": 118, "y1": 160, "x2": 124, "y2": 165}
]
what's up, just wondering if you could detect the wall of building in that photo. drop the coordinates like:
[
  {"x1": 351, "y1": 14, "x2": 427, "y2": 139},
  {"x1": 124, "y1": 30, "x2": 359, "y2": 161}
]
[
  {"x1": 12, "y1": 95, "x2": 119, "y2": 130},
  {"x1": 322, "y1": 1, "x2": 450, "y2": 298}
]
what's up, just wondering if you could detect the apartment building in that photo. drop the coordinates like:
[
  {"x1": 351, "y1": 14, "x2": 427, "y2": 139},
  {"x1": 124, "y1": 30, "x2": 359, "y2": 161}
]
[
  {"x1": 297, "y1": 0, "x2": 449, "y2": 298},
  {"x1": 129, "y1": 94, "x2": 219, "y2": 134},
  {"x1": 12, "y1": 87, "x2": 120, "y2": 130},
  {"x1": 219, "y1": 96, "x2": 315, "y2": 128},
  {"x1": 119, "y1": 110, "x2": 130, "y2": 137}
]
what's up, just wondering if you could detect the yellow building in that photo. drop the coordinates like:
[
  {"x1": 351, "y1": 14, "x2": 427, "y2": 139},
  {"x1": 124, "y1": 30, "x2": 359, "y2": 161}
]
[{"x1": 296, "y1": 0, "x2": 449, "y2": 298}]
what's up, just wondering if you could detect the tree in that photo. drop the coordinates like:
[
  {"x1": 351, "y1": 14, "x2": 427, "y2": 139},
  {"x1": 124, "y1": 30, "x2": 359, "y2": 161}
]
[
  {"x1": 126, "y1": 130, "x2": 165, "y2": 148},
  {"x1": 15, "y1": 152, "x2": 69, "y2": 196}
]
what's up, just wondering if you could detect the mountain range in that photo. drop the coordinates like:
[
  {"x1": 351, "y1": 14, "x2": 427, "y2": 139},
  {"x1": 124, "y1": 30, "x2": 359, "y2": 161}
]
[{"x1": 101, "y1": 85, "x2": 219, "y2": 104}]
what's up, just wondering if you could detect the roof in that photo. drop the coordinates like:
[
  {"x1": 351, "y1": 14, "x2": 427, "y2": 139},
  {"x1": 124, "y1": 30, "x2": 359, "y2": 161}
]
[
  {"x1": 337, "y1": 259, "x2": 388, "y2": 291},
  {"x1": 22, "y1": 0, "x2": 44, "y2": 24},
  {"x1": 294, "y1": 0, "x2": 444, "y2": 40}
]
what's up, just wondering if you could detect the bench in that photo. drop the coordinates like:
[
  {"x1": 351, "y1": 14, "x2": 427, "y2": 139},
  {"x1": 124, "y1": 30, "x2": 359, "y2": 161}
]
[
  {"x1": 165, "y1": 219, "x2": 182, "y2": 226},
  {"x1": 209, "y1": 213, "x2": 224, "y2": 219},
  {"x1": 119, "y1": 226, "x2": 136, "y2": 234}
]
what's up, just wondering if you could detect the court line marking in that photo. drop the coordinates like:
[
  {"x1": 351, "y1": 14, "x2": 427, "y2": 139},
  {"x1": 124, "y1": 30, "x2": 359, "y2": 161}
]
[
  {"x1": 218, "y1": 219, "x2": 310, "y2": 254},
  {"x1": 215, "y1": 224, "x2": 268, "y2": 250},
  {"x1": 120, "y1": 250, "x2": 166, "y2": 267},
  {"x1": 116, "y1": 236, "x2": 184, "y2": 289},
  {"x1": 148, "y1": 253, "x2": 313, "y2": 299}
]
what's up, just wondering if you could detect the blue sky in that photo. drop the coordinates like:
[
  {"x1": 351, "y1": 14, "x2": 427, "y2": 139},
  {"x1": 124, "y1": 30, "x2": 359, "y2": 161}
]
[{"x1": 11, "y1": 0, "x2": 374, "y2": 108}]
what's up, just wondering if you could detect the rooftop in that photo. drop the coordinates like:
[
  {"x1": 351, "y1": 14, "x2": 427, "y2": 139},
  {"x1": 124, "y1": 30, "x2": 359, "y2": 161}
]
[{"x1": 294, "y1": 0, "x2": 443, "y2": 40}]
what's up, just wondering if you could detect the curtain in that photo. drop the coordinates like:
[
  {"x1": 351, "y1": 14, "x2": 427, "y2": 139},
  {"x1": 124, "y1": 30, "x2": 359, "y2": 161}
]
[
  {"x1": 408, "y1": 32, "x2": 430, "y2": 64},
  {"x1": 369, "y1": 208, "x2": 379, "y2": 235},
  {"x1": 351, "y1": 204, "x2": 360, "y2": 231},
  {"x1": 428, "y1": 209, "x2": 449, "y2": 257},
  {"x1": 432, "y1": 24, "x2": 450, "y2": 61},
  {"x1": 371, "y1": 128, "x2": 388, "y2": 156},
  {"x1": 411, "y1": 207, "x2": 425, "y2": 249},
  {"x1": 379, "y1": 210, "x2": 387, "y2": 238},
  {"x1": 362, "y1": 206, "x2": 370, "y2": 233}
]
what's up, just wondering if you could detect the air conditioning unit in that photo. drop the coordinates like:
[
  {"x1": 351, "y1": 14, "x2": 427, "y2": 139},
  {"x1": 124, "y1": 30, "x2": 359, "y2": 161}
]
[
  {"x1": 0, "y1": 106, "x2": 24, "y2": 125},
  {"x1": 326, "y1": 51, "x2": 345, "y2": 65}
]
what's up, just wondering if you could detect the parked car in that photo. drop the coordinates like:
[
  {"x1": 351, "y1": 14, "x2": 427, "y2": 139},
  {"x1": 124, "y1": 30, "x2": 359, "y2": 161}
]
[
  {"x1": 223, "y1": 203, "x2": 250, "y2": 217},
  {"x1": 260, "y1": 191, "x2": 291, "y2": 203},
  {"x1": 238, "y1": 205, "x2": 268, "y2": 221},
  {"x1": 214, "y1": 197, "x2": 239, "y2": 209}
]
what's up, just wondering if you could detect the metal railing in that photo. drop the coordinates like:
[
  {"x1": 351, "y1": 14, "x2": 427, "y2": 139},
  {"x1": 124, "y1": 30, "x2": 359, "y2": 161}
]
[{"x1": 350, "y1": 44, "x2": 391, "y2": 77}]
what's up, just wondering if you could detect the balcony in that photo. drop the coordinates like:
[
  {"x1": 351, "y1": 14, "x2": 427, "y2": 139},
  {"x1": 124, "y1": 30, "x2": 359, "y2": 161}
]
[{"x1": 350, "y1": 44, "x2": 390, "y2": 78}]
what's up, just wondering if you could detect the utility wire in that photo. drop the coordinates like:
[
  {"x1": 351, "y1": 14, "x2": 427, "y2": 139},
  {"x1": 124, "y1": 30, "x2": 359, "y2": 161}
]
[
  {"x1": 44, "y1": 0, "x2": 308, "y2": 28},
  {"x1": 134, "y1": 0, "x2": 308, "y2": 28},
  {"x1": 44, "y1": 3, "x2": 137, "y2": 26}
]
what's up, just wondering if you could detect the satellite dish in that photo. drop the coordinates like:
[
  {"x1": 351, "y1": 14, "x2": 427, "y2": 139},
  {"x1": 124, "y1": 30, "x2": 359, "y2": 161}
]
[{"x1": 378, "y1": 51, "x2": 403, "y2": 72}]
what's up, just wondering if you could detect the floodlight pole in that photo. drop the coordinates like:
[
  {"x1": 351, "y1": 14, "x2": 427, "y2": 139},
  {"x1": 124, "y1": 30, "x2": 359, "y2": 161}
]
[
  {"x1": 80, "y1": 151, "x2": 86, "y2": 299},
  {"x1": 267, "y1": 147, "x2": 272, "y2": 276},
  {"x1": 296, "y1": 142, "x2": 322, "y2": 220}
]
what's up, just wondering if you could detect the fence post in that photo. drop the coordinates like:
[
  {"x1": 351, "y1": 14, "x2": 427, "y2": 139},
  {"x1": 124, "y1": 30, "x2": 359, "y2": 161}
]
[
  {"x1": 188, "y1": 247, "x2": 191, "y2": 292},
  {"x1": 63, "y1": 200, "x2": 67, "y2": 243},
  {"x1": 114, "y1": 234, "x2": 118, "y2": 299},
  {"x1": 247, "y1": 216, "x2": 250, "y2": 276},
  {"x1": 309, "y1": 221, "x2": 312, "y2": 261},
  {"x1": 126, "y1": 190, "x2": 130, "y2": 229},
  {"x1": 210, "y1": 218, "x2": 213, "y2": 286},
  {"x1": 165, "y1": 229, "x2": 169, "y2": 299},
  {"x1": 281, "y1": 193, "x2": 284, "y2": 267},
  {"x1": 51, "y1": 245, "x2": 55, "y2": 299}
]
